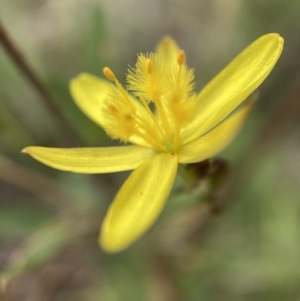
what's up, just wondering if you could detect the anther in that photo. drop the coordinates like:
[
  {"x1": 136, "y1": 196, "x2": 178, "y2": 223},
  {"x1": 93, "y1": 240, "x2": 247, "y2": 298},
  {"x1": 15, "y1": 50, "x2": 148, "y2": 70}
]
[
  {"x1": 146, "y1": 59, "x2": 153, "y2": 74},
  {"x1": 177, "y1": 50, "x2": 186, "y2": 65},
  {"x1": 124, "y1": 113, "x2": 134, "y2": 121},
  {"x1": 103, "y1": 67, "x2": 116, "y2": 81},
  {"x1": 107, "y1": 103, "x2": 119, "y2": 115}
]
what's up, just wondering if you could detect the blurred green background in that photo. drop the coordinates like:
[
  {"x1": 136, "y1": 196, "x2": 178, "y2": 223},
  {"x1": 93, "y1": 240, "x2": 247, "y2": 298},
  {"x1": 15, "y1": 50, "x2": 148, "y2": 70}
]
[{"x1": 1, "y1": 0, "x2": 300, "y2": 300}]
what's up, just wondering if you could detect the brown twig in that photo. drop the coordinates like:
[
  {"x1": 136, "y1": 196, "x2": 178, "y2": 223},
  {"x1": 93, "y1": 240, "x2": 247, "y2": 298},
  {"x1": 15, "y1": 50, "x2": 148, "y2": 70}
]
[
  {"x1": 0, "y1": 21, "x2": 82, "y2": 147},
  {"x1": 0, "y1": 154, "x2": 75, "y2": 211},
  {"x1": 150, "y1": 255, "x2": 180, "y2": 301}
]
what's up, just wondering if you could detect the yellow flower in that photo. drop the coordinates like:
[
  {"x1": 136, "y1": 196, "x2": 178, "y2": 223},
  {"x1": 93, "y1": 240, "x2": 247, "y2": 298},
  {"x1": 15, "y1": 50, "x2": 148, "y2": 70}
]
[{"x1": 22, "y1": 34, "x2": 283, "y2": 253}]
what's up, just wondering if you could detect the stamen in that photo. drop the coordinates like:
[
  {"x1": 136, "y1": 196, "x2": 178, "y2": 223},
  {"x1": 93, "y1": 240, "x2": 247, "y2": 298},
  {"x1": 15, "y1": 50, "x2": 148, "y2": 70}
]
[
  {"x1": 177, "y1": 50, "x2": 186, "y2": 65},
  {"x1": 104, "y1": 69, "x2": 134, "y2": 111},
  {"x1": 101, "y1": 46, "x2": 196, "y2": 153},
  {"x1": 103, "y1": 67, "x2": 116, "y2": 81},
  {"x1": 146, "y1": 59, "x2": 153, "y2": 74},
  {"x1": 138, "y1": 97, "x2": 165, "y2": 136},
  {"x1": 107, "y1": 103, "x2": 119, "y2": 115},
  {"x1": 135, "y1": 128, "x2": 166, "y2": 152},
  {"x1": 127, "y1": 53, "x2": 166, "y2": 102}
]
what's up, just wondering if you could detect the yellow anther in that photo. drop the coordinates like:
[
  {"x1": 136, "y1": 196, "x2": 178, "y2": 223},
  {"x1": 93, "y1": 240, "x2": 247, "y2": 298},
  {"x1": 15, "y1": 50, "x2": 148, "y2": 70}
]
[
  {"x1": 124, "y1": 113, "x2": 134, "y2": 121},
  {"x1": 146, "y1": 59, "x2": 153, "y2": 74},
  {"x1": 107, "y1": 103, "x2": 119, "y2": 115},
  {"x1": 103, "y1": 67, "x2": 116, "y2": 81},
  {"x1": 177, "y1": 50, "x2": 186, "y2": 65}
]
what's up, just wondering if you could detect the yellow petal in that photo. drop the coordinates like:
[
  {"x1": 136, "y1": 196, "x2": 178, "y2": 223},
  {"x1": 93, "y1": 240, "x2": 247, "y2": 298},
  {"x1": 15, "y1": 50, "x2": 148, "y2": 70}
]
[
  {"x1": 178, "y1": 94, "x2": 255, "y2": 164},
  {"x1": 100, "y1": 152, "x2": 178, "y2": 252},
  {"x1": 70, "y1": 73, "x2": 150, "y2": 147},
  {"x1": 70, "y1": 73, "x2": 111, "y2": 128},
  {"x1": 155, "y1": 36, "x2": 180, "y2": 66},
  {"x1": 22, "y1": 146, "x2": 153, "y2": 173},
  {"x1": 182, "y1": 33, "x2": 284, "y2": 144}
]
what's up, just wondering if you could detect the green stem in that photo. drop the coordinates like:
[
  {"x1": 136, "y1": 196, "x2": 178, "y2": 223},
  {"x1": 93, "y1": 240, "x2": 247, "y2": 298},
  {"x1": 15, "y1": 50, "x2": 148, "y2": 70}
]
[{"x1": 0, "y1": 21, "x2": 82, "y2": 146}]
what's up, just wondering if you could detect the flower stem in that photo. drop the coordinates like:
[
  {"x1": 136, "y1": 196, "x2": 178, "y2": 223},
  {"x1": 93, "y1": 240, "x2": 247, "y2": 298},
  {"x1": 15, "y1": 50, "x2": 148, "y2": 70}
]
[
  {"x1": 177, "y1": 164, "x2": 195, "y2": 189},
  {"x1": 0, "y1": 21, "x2": 82, "y2": 146}
]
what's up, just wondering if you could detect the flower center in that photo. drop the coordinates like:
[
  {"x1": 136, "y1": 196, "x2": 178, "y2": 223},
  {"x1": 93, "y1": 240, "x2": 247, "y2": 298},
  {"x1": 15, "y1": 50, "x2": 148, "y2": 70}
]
[
  {"x1": 102, "y1": 50, "x2": 198, "y2": 153},
  {"x1": 164, "y1": 140, "x2": 175, "y2": 152}
]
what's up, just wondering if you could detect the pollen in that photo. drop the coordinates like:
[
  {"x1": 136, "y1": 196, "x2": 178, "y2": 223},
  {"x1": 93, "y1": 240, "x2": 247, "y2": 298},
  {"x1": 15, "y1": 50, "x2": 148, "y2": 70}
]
[
  {"x1": 177, "y1": 50, "x2": 186, "y2": 65},
  {"x1": 146, "y1": 59, "x2": 153, "y2": 74},
  {"x1": 107, "y1": 103, "x2": 119, "y2": 115},
  {"x1": 103, "y1": 67, "x2": 116, "y2": 81}
]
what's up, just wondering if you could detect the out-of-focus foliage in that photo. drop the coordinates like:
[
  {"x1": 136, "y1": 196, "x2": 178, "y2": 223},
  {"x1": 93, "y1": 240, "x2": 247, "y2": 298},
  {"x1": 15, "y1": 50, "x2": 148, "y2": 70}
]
[{"x1": 0, "y1": 0, "x2": 300, "y2": 300}]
